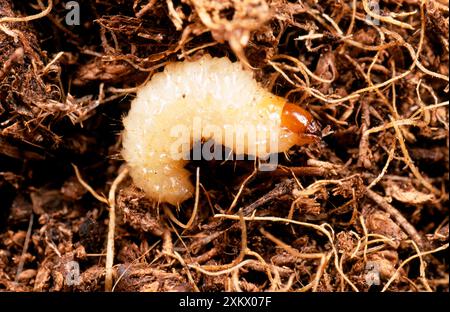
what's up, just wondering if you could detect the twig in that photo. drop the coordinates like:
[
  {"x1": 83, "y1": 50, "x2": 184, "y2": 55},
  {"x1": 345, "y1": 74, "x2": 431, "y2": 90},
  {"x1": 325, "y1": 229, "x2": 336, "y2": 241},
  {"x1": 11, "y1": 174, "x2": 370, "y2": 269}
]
[
  {"x1": 0, "y1": 0, "x2": 53, "y2": 24},
  {"x1": 42, "y1": 51, "x2": 65, "y2": 75},
  {"x1": 365, "y1": 189, "x2": 427, "y2": 250},
  {"x1": 112, "y1": 240, "x2": 161, "y2": 292},
  {"x1": 390, "y1": 116, "x2": 440, "y2": 195},
  {"x1": 213, "y1": 214, "x2": 359, "y2": 291},
  {"x1": 362, "y1": 0, "x2": 415, "y2": 29},
  {"x1": 136, "y1": 0, "x2": 157, "y2": 18},
  {"x1": 241, "y1": 179, "x2": 296, "y2": 217},
  {"x1": 367, "y1": 140, "x2": 396, "y2": 189},
  {"x1": 358, "y1": 101, "x2": 372, "y2": 168},
  {"x1": 259, "y1": 227, "x2": 323, "y2": 259},
  {"x1": 164, "y1": 167, "x2": 201, "y2": 230},
  {"x1": 270, "y1": 166, "x2": 329, "y2": 178},
  {"x1": 382, "y1": 243, "x2": 448, "y2": 291},
  {"x1": 227, "y1": 168, "x2": 257, "y2": 213},
  {"x1": 72, "y1": 164, "x2": 109, "y2": 205},
  {"x1": 411, "y1": 240, "x2": 432, "y2": 291},
  {"x1": 105, "y1": 167, "x2": 129, "y2": 292},
  {"x1": 184, "y1": 167, "x2": 201, "y2": 230},
  {"x1": 0, "y1": 47, "x2": 23, "y2": 82},
  {"x1": 313, "y1": 253, "x2": 332, "y2": 292}
]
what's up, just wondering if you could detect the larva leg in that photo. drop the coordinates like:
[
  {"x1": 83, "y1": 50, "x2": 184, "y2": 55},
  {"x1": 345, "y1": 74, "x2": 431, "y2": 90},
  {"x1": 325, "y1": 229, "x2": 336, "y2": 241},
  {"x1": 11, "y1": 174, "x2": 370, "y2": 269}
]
[{"x1": 128, "y1": 160, "x2": 194, "y2": 206}]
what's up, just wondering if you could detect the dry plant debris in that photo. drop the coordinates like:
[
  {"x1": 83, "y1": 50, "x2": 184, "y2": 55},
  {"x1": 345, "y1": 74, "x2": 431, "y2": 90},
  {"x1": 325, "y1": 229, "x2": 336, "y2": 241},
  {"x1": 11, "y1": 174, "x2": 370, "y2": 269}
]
[{"x1": 0, "y1": 0, "x2": 448, "y2": 292}]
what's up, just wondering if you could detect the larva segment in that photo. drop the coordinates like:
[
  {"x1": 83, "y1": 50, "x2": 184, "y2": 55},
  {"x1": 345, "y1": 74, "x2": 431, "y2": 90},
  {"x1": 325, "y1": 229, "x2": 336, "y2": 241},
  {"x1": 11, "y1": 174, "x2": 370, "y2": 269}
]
[{"x1": 122, "y1": 55, "x2": 320, "y2": 206}]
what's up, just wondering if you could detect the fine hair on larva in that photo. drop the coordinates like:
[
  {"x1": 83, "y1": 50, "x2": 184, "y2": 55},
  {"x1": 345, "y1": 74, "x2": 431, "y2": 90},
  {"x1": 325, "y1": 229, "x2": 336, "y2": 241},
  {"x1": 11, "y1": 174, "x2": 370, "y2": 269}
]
[{"x1": 122, "y1": 55, "x2": 321, "y2": 206}]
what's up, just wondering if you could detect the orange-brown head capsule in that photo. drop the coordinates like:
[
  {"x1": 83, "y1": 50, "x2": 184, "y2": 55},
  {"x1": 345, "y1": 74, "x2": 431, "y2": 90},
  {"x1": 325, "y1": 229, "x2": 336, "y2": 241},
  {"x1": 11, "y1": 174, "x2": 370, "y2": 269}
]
[{"x1": 281, "y1": 103, "x2": 321, "y2": 146}]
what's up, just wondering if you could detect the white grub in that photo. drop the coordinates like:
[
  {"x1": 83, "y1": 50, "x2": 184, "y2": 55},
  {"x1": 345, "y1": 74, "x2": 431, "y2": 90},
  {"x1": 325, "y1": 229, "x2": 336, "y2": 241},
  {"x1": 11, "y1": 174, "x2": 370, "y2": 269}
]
[{"x1": 122, "y1": 55, "x2": 319, "y2": 206}]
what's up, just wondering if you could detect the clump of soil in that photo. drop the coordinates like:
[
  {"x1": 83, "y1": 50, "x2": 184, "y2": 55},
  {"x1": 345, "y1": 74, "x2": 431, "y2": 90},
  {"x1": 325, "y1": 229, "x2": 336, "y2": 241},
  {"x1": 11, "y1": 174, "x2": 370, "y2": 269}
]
[{"x1": 0, "y1": 0, "x2": 448, "y2": 292}]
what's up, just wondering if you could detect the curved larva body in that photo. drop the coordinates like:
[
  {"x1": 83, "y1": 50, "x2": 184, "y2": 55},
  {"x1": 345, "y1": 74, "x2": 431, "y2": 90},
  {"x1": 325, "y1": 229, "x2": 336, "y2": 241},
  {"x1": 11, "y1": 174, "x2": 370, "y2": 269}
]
[{"x1": 122, "y1": 56, "x2": 320, "y2": 206}]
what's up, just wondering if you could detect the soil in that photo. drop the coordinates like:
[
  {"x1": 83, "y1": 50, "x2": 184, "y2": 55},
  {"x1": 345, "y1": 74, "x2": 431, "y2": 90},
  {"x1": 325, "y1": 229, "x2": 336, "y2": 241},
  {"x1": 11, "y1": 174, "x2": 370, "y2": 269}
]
[{"x1": 0, "y1": 0, "x2": 448, "y2": 292}]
